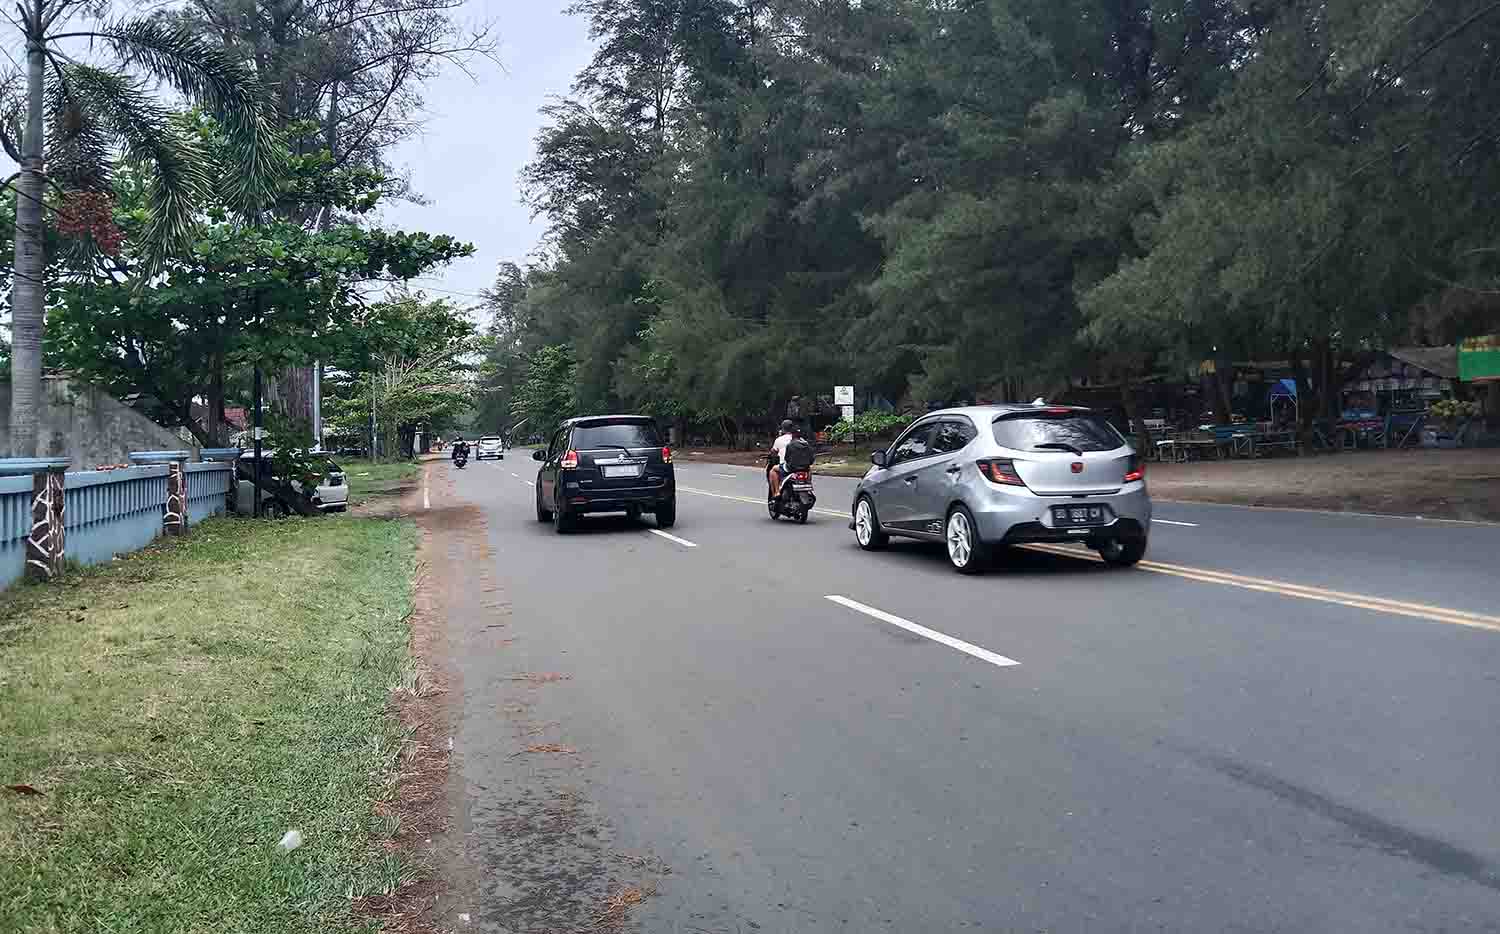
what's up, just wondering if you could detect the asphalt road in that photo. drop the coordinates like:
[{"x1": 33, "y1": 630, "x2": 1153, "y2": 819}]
[{"x1": 434, "y1": 454, "x2": 1500, "y2": 933}]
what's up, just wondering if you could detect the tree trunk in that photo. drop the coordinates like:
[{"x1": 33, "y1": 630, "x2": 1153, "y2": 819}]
[
  {"x1": 1318, "y1": 337, "x2": 1337, "y2": 424},
  {"x1": 7, "y1": 31, "x2": 47, "y2": 457},
  {"x1": 206, "y1": 349, "x2": 227, "y2": 446},
  {"x1": 1212, "y1": 349, "x2": 1234, "y2": 424}
]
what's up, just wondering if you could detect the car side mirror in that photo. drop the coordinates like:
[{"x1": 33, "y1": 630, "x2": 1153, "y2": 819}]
[
  {"x1": 870, "y1": 450, "x2": 887, "y2": 468},
  {"x1": 532, "y1": 450, "x2": 545, "y2": 461}
]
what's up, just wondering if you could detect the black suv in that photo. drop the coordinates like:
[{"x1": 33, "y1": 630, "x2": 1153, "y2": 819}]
[{"x1": 533, "y1": 415, "x2": 677, "y2": 532}]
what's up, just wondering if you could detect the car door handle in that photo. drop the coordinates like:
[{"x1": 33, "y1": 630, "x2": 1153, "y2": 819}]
[
  {"x1": 903, "y1": 476, "x2": 917, "y2": 485},
  {"x1": 945, "y1": 465, "x2": 962, "y2": 474}
]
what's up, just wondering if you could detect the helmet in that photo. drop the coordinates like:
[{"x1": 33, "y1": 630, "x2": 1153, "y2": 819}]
[{"x1": 780, "y1": 419, "x2": 796, "y2": 433}]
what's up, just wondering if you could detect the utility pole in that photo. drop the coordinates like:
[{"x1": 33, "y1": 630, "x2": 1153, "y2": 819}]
[
  {"x1": 369, "y1": 372, "x2": 377, "y2": 461},
  {"x1": 312, "y1": 361, "x2": 322, "y2": 451},
  {"x1": 253, "y1": 365, "x2": 263, "y2": 518}
]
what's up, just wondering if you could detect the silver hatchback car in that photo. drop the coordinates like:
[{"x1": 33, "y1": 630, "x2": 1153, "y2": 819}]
[{"x1": 849, "y1": 404, "x2": 1151, "y2": 573}]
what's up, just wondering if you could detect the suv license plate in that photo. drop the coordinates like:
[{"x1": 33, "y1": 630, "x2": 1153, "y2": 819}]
[
  {"x1": 1052, "y1": 504, "x2": 1108, "y2": 527},
  {"x1": 603, "y1": 465, "x2": 641, "y2": 479}
]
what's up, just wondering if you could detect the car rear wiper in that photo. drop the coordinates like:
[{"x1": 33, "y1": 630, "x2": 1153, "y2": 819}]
[{"x1": 1033, "y1": 442, "x2": 1084, "y2": 456}]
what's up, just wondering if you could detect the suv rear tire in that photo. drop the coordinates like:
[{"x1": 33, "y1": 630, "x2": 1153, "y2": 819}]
[
  {"x1": 655, "y1": 496, "x2": 677, "y2": 529},
  {"x1": 1098, "y1": 536, "x2": 1147, "y2": 567},
  {"x1": 946, "y1": 504, "x2": 990, "y2": 574},
  {"x1": 553, "y1": 504, "x2": 575, "y2": 534},
  {"x1": 536, "y1": 483, "x2": 552, "y2": 522}
]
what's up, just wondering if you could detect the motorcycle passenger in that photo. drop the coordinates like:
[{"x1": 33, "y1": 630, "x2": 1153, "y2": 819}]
[
  {"x1": 451, "y1": 436, "x2": 470, "y2": 463},
  {"x1": 768, "y1": 420, "x2": 799, "y2": 499}
]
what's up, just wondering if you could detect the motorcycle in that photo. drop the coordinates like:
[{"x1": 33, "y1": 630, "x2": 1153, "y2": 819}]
[
  {"x1": 766, "y1": 455, "x2": 816, "y2": 523},
  {"x1": 453, "y1": 447, "x2": 469, "y2": 469}
]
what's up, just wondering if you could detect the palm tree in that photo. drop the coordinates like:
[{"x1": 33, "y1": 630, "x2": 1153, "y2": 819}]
[{"x1": 3, "y1": 1, "x2": 282, "y2": 457}]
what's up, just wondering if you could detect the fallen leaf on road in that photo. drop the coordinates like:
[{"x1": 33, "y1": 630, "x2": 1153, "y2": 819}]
[
  {"x1": 509, "y1": 672, "x2": 571, "y2": 684},
  {"x1": 5, "y1": 784, "x2": 44, "y2": 796},
  {"x1": 511, "y1": 743, "x2": 577, "y2": 757},
  {"x1": 593, "y1": 883, "x2": 657, "y2": 928}
]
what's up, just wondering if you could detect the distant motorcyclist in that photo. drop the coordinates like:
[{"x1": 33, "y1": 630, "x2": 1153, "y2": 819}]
[{"x1": 451, "y1": 435, "x2": 470, "y2": 462}]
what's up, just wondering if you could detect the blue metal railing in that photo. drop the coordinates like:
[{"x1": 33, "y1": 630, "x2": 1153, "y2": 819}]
[
  {"x1": 1, "y1": 459, "x2": 240, "y2": 591},
  {"x1": 63, "y1": 466, "x2": 170, "y2": 570},
  {"x1": 184, "y1": 463, "x2": 233, "y2": 526},
  {"x1": 0, "y1": 474, "x2": 32, "y2": 590}
]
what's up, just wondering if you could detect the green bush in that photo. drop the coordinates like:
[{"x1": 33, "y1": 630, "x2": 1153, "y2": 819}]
[{"x1": 827, "y1": 411, "x2": 913, "y2": 442}]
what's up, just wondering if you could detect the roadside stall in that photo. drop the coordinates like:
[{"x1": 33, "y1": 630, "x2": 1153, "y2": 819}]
[{"x1": 1339, "y1": 346, "x2": 1459, "y2": 448}]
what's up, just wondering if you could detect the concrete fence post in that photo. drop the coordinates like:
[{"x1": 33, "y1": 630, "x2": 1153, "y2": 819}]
[
  {"x1": 0, "y1": 458, "x2": 71, "y2": 582},
  {"x1": 129, "y1": 451, "x2": 192, "y2": 536}
]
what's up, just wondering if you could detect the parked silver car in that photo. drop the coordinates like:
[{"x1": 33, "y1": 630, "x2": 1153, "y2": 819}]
[{"x1": 849, "y1": 404, "x2": 1151, "y2": 573}]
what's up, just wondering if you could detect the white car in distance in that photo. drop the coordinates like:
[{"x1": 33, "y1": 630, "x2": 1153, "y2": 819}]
[{"x1": 476, "y1": 436, "x2": 505, "y2": 460}]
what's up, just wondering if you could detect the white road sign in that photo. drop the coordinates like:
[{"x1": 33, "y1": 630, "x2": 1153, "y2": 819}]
[
  {"x1": 841, "y1": 405, "x2": 855, "y2": 421},
  {"x1": 834, "y1": 385, "x2": 854, "y2": 405}
]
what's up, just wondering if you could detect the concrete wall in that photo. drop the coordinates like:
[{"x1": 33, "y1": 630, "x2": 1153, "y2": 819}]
[{"x1": 0, "y1": 377, "x2": 194, "y2": 468}]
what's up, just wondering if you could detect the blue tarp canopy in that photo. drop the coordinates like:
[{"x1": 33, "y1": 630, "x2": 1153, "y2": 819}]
[{"x1": 1269, "y1": 378, "x2": 1298, "y2": 399}]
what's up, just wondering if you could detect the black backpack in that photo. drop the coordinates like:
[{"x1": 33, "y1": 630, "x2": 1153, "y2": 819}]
[{"x1": 784, "y1": 437, "x2": 815, "y2": 471}]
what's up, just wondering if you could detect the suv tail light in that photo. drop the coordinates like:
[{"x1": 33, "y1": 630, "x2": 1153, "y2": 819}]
[
  {"x1": 661, "y1": 446, "x2": 673, "y2": 464},
  {"x1": 977, "y1": 458, "x2": 1027, "y2": 487},
  {"x1": 1123, "y1": 454, "x2": 1145, "y2": 483},
  {"x1": 560, "y1": 449, "x2": 579, "y2": 469}
]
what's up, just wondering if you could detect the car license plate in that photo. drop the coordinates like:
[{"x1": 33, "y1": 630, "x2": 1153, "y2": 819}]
[
  {"x1": 1052, "y1": 504, "x2": 1107, "y2": 526},
  {"x1": 603, "y1": 465, "x2": 641, "y2": 479}
]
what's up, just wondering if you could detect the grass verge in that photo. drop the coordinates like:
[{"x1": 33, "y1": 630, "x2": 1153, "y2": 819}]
[
  {"x1": 341, "y1": 459, "x2": 421, "y2": 502},
  {"x1": 0, "y1": 515, "x2": 419, "y2": 934}
]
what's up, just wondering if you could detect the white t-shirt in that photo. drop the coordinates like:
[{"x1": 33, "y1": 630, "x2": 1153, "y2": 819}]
[{"x1": 771, "y1": 432, "x2": 794, "y2": 467}]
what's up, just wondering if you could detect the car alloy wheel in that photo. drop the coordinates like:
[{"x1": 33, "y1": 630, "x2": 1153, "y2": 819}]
[
  {"x1": 853, "y1": 496, "x2": 888, "y2": 550},
  {"x1": 947, "y1": 510, "x2": 972, "y2": 567},
  {"x1": 946, "y1": 505, "x2": 987, "y2": 573},
  {"x1": 855, "y1": 499, "x2": 873, "y2": 544}
]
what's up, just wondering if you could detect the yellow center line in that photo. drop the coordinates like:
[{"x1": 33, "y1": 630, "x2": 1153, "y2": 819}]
[
  {"x1": 677, "y1": 488, "x2": 1497, "y2": 631},
  {"x1": 1022, "y1": 543, "x2": 1500, "y2": 632}
]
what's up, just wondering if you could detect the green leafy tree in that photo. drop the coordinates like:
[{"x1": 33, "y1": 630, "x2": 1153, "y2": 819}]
[
  {"x1": 323, "y1": 294, "x2": 479, "y2": 455},
  {"x1": 511, "y1": 344, "x2": 578, "y2": 441},
  {"x1": 50, "y1": 148, "x2": 472, "y2": 446},
  {"x1": 3, "y1": 10, "x2": 282, "y2": 456}
]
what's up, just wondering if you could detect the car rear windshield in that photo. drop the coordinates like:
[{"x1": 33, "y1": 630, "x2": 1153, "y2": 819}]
[
  {"x1": 991, "y1": 413, "x2": 1124, "y2": 452},
  {"x1": 571, "y1": 421, "x2": 660, "y2": 449}
]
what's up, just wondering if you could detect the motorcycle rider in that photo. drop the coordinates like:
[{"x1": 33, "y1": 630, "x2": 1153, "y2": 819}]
[
  {"x1": 451, "y1": 435, "x2": 471, "y2": 463},
  {"x1": 767, "y1": 419, "x2": 799, "y2": 500}
]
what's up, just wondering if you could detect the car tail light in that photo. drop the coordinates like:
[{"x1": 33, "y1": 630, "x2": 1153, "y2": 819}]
[
  {"x1": 977, "y1": 458, "x2": 1027, "y2": 486},
  {"x1": 560, "y1": 449, "x2": 579, "y2": 469},
  {"x1": 1123, "y1": 455, "x2": 1145, "y2": 483},
  {"x1": 662, "y1": 446, "x2": 673, "y2": 464}
]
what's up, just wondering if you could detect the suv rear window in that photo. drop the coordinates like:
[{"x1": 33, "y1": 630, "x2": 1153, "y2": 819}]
[
  {"x1": 571, "y1": 421, "x2": 660, "y2": 449},
  {"x1": 991, "y1": 412, "x2": 1124, "y2": 453}
]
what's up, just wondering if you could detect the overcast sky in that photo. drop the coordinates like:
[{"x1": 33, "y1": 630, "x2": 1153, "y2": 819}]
[{"x1": 378, "y1": 0, "x2": 595, "y2": 310}]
